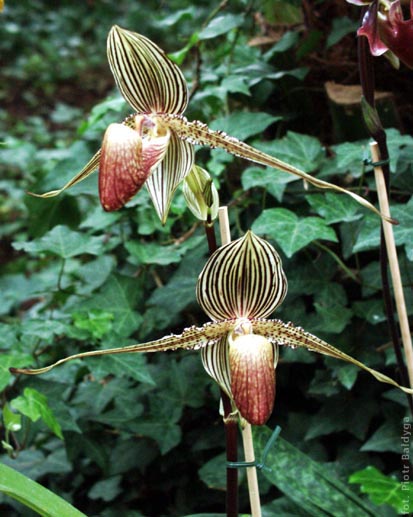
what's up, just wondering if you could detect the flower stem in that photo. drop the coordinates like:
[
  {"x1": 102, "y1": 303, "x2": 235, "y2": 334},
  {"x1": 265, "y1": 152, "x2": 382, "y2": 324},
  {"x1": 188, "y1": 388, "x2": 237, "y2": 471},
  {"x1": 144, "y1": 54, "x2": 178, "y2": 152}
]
[{"x1": 205, "y1": 210, "x2": 238, "y2": 517}]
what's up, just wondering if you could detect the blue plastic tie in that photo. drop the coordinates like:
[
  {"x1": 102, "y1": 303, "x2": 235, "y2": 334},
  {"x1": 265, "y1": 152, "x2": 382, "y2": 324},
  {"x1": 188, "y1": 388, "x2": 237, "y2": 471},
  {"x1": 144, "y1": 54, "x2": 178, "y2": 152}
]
[{"x1": 226, "y1": 425, "x2": 281, "y2": 472}]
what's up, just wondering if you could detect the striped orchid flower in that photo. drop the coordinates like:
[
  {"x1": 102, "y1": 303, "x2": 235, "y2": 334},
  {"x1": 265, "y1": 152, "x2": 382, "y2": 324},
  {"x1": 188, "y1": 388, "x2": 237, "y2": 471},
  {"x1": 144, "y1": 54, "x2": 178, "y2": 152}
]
[
  {"x1": 36, "y1": 25, "x2": 394, "y2": 224},
  {"x1": 11, "y1": 231, "x2": 412, "y2": 425}
]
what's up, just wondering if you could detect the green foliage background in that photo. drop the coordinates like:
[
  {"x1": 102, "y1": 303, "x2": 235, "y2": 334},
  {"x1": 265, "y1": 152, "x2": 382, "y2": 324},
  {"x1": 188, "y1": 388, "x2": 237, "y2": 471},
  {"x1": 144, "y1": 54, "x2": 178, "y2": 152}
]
[{"x1": 1, "y1": 1, "x2": 412, "y2": 515}]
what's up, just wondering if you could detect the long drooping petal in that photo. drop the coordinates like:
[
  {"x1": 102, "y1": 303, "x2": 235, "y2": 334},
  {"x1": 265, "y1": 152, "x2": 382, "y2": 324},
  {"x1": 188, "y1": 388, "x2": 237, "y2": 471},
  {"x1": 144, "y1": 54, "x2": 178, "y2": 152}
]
[
  {"x1": 29, "y1": 150, "x2": 101, "y2": 199},
  {"x1": 145, "y1": 131, "x2": 194, "y2": 223},
  {"x1": 252, "y1": 319, "x2": 413, "y2": 394},
  {"x1": 9, "y1": 320, "x2": 237, "y2": 376},
  {"x1": 107, "y1": 25, "x2": 188, "y2": 115},
  {"x1": 197, "y1": 231, "x2": 287, "y2": 321},
  {"x1": 99, "y1": 116, "x2": 170, "y2": 211},
  {"x1": 163, "y1": 114, "x2": 396, "y2": 224}
]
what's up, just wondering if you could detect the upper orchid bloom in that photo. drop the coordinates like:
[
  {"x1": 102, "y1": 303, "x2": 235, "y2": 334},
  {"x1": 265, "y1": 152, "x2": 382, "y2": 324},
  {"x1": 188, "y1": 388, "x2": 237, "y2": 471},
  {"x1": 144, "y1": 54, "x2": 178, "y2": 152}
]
[
  {"x1": 349, "y1": 0, "x2": 413, "y2": 68},
  {"x1": 36, "y1": 25, "x2": 394, "y2": 224},
  {"x1": 11, "y1": 231, "x2": 413, "y2": 426}
]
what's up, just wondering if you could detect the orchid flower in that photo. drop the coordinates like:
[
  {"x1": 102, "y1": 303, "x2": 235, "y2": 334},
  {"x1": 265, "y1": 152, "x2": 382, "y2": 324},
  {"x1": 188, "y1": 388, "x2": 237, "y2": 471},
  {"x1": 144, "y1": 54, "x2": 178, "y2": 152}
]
[
  {"x1": 11, "y1": 231, "x2": 412, "y2": 426},
  {"x1": 36, "y1": 25, "x2": 394, "y2": 224},
  {"x1": 348, "y1": 0, "x2": 413, "y2": 68}
]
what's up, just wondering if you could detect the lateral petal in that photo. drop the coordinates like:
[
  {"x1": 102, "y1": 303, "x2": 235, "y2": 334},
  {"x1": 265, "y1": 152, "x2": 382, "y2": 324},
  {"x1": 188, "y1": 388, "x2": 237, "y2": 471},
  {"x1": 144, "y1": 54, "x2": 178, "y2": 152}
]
[
  {"x1": 29, "y1": 150, "x2": 101, "y2": 198},
  {"x1": 252, "y1": 319, "x2": 413, "y2": 395},
  {"x1": 107, "y1": 25, "x2": 188, "y2": 115},
  {"x1": 10, "y1": 320, "x2": 236, "y2": 376},
  {"x1": 146, "y1": 131, "x2": 194, "y2": 223},
  {"x1": 201, "y1": 336, "x2": 232, "y2": 399}
]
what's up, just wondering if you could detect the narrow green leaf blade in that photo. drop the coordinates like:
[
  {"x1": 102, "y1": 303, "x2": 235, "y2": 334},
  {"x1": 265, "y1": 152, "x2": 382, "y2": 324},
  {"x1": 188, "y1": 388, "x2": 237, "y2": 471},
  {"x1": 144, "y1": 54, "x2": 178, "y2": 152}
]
[
  {"x1": 254, "y1": 427, "x2": 379, "y2": 517},
  {"x1": 0, "y1": 463, "x2": 86, "y2": 517}
]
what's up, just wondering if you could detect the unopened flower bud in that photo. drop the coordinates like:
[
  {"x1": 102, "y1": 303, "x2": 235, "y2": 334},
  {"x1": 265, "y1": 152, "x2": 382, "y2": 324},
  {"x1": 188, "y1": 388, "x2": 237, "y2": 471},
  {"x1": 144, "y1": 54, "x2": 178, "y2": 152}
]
[{"x1": 183, "y1": 165, "x2": 219, "y2": 222}]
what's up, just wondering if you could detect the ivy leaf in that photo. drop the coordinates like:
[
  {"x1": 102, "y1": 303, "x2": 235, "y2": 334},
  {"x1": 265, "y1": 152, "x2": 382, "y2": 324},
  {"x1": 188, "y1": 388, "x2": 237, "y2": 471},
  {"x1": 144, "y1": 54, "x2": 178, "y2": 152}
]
[
  {"x1": 2, "y1": 403, "x2": 22, "y2": 432},
  {"x1": 210, "y1": 111, "x2": 280, "y2": 141},
  {"x1": 327, "y1": 17, "x2": 358, "y2": 48},
  {"x1": 198, "y1": 453, "x2": 227, "y2": 490},
  {"x1": 392, "y1": 197, "x2": 413, "y2": 260},
  {"x1": 11, "y1": 388, "x2": 63, "y2": 439},
  {"x1": 129, "y1": 415, "x2": 181, "y2": 455},
  {"x1": 254, "y1": 131, "x2": 324, "y2": 172},
  {"x1": 352, "y1": 214, "x2": 381, "y2": 254},
  {"x1": 349, "y1": 466, "x2": 413, "y2": 514},
  {"x1": 199, "y1": 14, "x2": 244, "y2": 40},
  {"x1": 252, "y1": 208, "x2": 337, "y2": 257},
  {"x1": 88, "y1": 353, "x2": 155, "y2": 386},
  {"x1": 336, "y1": 364, "x2": 359, "y2": 390},
  {"x1": 0, "y1": 353, "x2": 33, "y2": 392},
  {"x1": 353, "y1": 200, "x2": 412, "y2": 257},
  {"x1": 13, "y1": 225, "x2": 105, "y2": 258},
  {"x1": 307, "y1": 193, "x2": 363, "y2": 223},
  {"x1": 304, "y1": 395, "x2": 376, "y2": 441},
  {"x1": 71, "y1": 309, "x2": 114, "y2": 339},
  {"x1": 242, "y1": 166, "x2": 296, "y2": 202},
  {"x1": 360, "y1": 422, "x2": 403, "y2": 453},
  {"x1": 78, "y1": 274, "x2": 143, "y2": 337},
  {"x1": 1, "y1": 449, "x2": 72, "y2": 479},
  {"x1": 125, "y1": 240, "x2": 184, "y2": 266},
  {"x1": 88, "y1": 475, "x2": 122, "y2": 502}
]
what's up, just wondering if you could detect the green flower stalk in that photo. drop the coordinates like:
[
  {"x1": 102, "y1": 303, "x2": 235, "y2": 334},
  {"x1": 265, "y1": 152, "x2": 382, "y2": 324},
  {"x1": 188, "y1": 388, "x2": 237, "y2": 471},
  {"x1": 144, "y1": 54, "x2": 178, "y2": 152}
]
[
  {"x1": 11, "y1": 231, "x2": 412, "y2": 425},
  {"x1": 34, "y1": 25, "x2": 395, "y2": 224}
]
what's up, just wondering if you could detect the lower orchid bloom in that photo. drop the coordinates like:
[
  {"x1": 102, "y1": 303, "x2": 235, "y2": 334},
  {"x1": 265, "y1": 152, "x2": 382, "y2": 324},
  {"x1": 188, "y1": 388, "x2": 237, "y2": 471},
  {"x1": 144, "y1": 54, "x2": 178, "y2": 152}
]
[
  {"x1": 34, "y1": 25, "x2": 394, "y2": 224},
  {"x1": 11, "y1": 231, "x2": 412, "y2": 425},
  {"x1": 349, "y1": 0, "x2": 413, "y2": 68}
]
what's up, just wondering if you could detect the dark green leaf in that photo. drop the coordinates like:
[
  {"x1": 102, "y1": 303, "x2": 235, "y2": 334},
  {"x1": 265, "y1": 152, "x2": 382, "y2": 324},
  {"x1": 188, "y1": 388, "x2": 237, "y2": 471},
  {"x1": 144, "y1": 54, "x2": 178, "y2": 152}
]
[
  {"x1": 13, "y1": 225, "x2": 105, "y2": 258},
  {"x1": 88, "y1": 476, "x2": 122, "y2": 502},
  {"x1": 199, "y1": 14, "x2": 244, "y2": 40},
  {"x1": 253, "y1": 208, "x2": 337, "y2": 257},
  {"x1": 78, "y1": 274, "x2": 143, "y2": 337},
  {"x1": 307, "y1": 193, "x2": 363, "y2": 224},
  {"x1": 210, "y1": 111, "x2": 281, "y2": 141}
]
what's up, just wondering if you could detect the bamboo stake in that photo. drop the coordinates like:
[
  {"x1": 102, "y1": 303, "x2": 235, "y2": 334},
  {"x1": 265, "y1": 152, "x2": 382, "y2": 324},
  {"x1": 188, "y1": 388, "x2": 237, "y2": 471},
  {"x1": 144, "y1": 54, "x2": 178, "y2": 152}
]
[
  {"x1": 370, "y1": 142, "x2": 413, "y2": 389},
  {"x1": 218, "y1": 206, "x2": 262, "y2": 517},
  {"x1": 241, "y1": 423, "x2": 262, "y2": 517}
]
